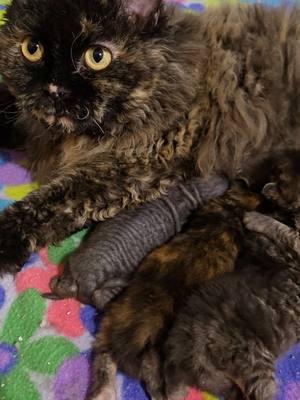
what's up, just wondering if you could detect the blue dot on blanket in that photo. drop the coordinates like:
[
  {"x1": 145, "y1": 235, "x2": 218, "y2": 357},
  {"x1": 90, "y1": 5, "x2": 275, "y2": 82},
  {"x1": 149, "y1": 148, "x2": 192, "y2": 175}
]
[
  {"x1": 121, "y1": 375, "x2": 148, "y2": 400},
  {"x1": 22, "y1": 252, "x2": 39, "y2": 268},
  {"x1": 0, "y1": 286, "x2": 5, "y2": 309},
  {"x1": 80, "y1": 305, "x2": 101, "y2": 336},
  {"x1": 0, "y1": 150, "x2": 11, "y2": 166},
  {"x1": 0, "y1": 198, "x2": 12, "y2": 210},
  {"x1": 0, "y1": 343, "x2": 19, "y2": 375}
]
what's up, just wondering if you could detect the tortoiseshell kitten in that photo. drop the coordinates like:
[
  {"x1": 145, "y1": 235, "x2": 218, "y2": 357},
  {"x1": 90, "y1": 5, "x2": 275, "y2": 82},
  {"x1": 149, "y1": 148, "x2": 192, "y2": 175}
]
[
  {"x1": 88, "y1": 183, "x2": 262, "y2": 400},
  {"x1": 0, "y1": 1, "x2": 299, "y2": 273},
  {"x1": 163, "y1": 154, "x2": 300, "y2": 400}
]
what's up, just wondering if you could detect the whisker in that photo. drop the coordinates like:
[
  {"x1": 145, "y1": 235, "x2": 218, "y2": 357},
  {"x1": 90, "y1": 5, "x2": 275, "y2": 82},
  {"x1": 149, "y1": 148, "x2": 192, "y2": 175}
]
[
  {"x1": 0, "y1": 103, "x2": 17, "y2": 113},
  {"x1": 93, "y1": 117, "x2": 105, "y2": 135},
  {"x1": 70, "y1": 31, "x2": 83, "y2": 71},
  {"x1": 77, "y1": 106, "x2": 90, "y2": 121}
]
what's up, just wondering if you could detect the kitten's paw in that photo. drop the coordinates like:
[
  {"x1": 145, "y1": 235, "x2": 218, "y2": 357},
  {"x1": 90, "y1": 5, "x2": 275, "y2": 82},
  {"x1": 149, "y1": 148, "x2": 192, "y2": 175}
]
[
  {"x1": 49, "y1": 274, "x2": 78, "y2": 299},
  {"x1": 243, "y1": 211, "x2": 273, "y2": 234}
]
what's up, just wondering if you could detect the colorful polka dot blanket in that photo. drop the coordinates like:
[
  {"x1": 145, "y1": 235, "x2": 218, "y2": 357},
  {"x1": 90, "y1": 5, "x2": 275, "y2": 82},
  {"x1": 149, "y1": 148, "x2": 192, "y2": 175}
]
[{"x1": 1, "y1": 1, "x2": 300, "y2": 400}]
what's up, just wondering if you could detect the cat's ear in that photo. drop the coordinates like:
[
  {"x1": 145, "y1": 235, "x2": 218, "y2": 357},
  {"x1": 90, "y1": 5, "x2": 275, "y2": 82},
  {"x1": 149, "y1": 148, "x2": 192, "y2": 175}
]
[{"x1": 120, "y1": 0, "x2": 163, "y2": 28}]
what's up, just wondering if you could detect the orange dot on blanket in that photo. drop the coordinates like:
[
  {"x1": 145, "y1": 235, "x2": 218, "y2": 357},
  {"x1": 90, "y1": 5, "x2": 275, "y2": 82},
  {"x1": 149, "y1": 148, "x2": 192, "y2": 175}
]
[{"x1": 47, "y1": 299, "x2": 85, "y2": 337}]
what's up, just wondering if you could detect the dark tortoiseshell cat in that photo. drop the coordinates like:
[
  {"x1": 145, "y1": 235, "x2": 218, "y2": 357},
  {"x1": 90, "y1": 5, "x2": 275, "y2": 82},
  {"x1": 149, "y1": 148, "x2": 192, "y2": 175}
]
[{"x1": 0, "y1": 1, "x2": 299, "y2": 273}]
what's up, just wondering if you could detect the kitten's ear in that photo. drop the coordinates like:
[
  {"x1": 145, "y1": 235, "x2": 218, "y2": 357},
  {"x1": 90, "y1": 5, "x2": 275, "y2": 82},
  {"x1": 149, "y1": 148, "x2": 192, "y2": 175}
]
[{"x1": 120, "y1": 0, "x2": 163, "y2": 28}]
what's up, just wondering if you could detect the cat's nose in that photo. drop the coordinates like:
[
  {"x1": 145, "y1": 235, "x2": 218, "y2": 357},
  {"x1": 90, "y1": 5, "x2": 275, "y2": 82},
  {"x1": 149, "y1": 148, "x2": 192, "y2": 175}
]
[
  {"x1": 46, "y1": 83, "x2": 71, "y2": 100},
  {"x1": 45, "y1": 83, "x2": 71, "y2": 116}
]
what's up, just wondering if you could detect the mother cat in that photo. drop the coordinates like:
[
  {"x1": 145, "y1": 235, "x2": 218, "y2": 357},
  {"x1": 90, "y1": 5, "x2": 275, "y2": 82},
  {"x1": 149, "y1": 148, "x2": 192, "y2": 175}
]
[{"x1": 0, "y1": 0, "x2": 298, "y2": 273}]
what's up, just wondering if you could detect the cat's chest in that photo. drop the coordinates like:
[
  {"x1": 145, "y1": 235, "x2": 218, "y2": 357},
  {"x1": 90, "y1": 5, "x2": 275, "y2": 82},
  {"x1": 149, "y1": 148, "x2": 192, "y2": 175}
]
[{"x1": 25, "y1": 131, "x2": 98, "y2": 184}]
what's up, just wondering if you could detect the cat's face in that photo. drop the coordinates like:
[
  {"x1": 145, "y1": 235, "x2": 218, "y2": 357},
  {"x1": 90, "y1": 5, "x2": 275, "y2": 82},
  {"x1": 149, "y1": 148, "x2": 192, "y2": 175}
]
[
  {"x1": 0, "y1": 0, "x2": 168, "y2": 133},
  {"x1": 262, "y1": 150, "x2": 300, "y2": 211}
]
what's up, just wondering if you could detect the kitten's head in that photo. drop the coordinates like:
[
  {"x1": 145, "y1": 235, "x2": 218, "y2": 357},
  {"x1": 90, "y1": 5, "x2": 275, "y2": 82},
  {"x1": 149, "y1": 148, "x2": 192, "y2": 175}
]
[
  {"x1": 262, "y1": 150, "x2": 300, "y2": 211},
  {"x1": 0, "y1": 0, "x2": 200, "y2": 135}
]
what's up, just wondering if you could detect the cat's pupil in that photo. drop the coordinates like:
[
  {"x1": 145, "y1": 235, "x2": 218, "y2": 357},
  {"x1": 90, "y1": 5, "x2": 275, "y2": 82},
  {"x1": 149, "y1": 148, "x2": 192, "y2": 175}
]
[
  {"x1": 28, "y1": 40, "x2": 39, "y2": 55},
  {"x1": 93, "y1": 47, "x2": 103, "y2": 63}
]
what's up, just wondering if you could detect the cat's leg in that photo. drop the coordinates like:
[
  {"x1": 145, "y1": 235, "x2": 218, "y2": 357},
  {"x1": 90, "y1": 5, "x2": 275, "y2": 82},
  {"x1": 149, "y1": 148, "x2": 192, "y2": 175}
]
[
  {"x1": 88, "y1": 351, "x2": 117, "y2": 400},
  {"x1": 0, "y1": 163, "x2": 172, "y2": 275},
  {"x1": 47, "y1": 268, "x2": 128, "y2": 307},
  {"x1": 140, "y1": 349, "x2": 166, "y2": 400},
  {"x1": 244, "y1": 211, "x2": 300, "y2": 254},
  {"x1": 224, "y1": 346, "x2": 277, "y2": 400},
  {"x1": 46, "y1": 262, "x2": 78, "y2": 299}
]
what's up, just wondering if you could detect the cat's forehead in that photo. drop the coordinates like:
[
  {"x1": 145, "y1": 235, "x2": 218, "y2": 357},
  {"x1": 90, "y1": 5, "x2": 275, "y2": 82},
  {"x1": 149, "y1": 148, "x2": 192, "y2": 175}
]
[{"x1": 6, "y1": 0, "x2": 125, "y2": 45}]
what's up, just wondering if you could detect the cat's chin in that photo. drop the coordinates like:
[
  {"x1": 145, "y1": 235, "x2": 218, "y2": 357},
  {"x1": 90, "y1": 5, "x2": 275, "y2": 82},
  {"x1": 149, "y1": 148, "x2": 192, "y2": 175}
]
[{"x1": 43, "y1": 115, "x2": 76, "y2": 132}]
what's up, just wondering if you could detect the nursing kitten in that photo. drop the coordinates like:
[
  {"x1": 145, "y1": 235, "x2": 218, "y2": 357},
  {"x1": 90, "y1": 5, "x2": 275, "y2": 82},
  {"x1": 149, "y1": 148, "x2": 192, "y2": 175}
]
[
  {"x1": 164, "y1": 156, "x2": 300, "y2": 400},
  {"x1": 89, "y1": 182, "x2": 262, "y2": 400},
  {"x1": 0, "y1": 1, "x2": 299, "y2": 274},
  {"x1": 46, "y1": 176, "x2": 228, "y2": 307}
]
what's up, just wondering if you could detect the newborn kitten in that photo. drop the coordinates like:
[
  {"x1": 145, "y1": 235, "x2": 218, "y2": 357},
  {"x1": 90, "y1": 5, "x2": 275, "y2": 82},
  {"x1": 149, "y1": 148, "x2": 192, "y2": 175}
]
[
  {"x1": 164, "y1": 155, "x2": 300, "y2": 400},
  {"x1": 89, "y1": 182, "x2": 262, "y2": 400},
  {"x1": 0, "y1": 1, "x2": 299, "y2": 274},
  {"x1": 46, "y1": 176, "x2": 228, "y2": 307}
]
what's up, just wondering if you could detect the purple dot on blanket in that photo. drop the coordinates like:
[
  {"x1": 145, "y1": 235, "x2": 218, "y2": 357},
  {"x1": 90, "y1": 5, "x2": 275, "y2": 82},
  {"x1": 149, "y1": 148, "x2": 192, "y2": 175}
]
[
  {"x1": 282, "y1": 382, "x2": 300, "y2": 400},
  {"x1": 0, "y1": 286, "x2": 5, "y2": 309},
  {"x1": 0, "y1": 163, "x2": 31, "y2": 185},
  {"x1": 189, "y1": 4, "x2": 205, "y2": 12},
  {"x1": 54, "y1": 354, "x2": 90, "y2": 400},
  {"x1": 80, "y1": 306, "x2": 101, "y2": 336},
  {"x1": 0, "y1": 150, "x2": 11, "y2": 165},
  {"x1": 121, "y1": 374, "x2": 148, "y2": 400},
  {"x1": 0, "y1": 343, "x2": 19, "y2": 375}
]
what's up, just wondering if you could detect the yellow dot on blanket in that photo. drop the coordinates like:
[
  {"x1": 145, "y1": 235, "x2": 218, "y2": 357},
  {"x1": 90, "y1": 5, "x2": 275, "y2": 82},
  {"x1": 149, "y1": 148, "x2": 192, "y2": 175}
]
[
  {"x1": 5, "y1": 183, "x2": 39, "y2": 200},
  {"x1": 202, "y1": 393, "x2": 219, "y2": 400}
]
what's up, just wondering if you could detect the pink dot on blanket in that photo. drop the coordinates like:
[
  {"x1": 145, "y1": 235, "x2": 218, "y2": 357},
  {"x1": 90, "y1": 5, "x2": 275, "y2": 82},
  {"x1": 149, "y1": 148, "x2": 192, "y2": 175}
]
[
  {"x1": 47, "y1": 299, "x2": 85, "y2": 337},
  {"x1": 185, "y1": 388, "x2": 205, "y2": 400},
  {"x1": 16, "y1": 265, "x2": 58, "y2": 293}
]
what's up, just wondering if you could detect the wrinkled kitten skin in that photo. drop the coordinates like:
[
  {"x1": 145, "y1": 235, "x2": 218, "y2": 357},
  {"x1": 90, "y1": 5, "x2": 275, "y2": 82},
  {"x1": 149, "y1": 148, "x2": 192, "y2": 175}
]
[
  {"x1": 0, "y1": 1, "x2": 299, "y2": 273},
  {"x1": 164, "y1": 155, "x2": 300, "y2": 400},
  {"x1": 89, "y1": 184, "x2": 262, "y2": 400},
  {"x1": 47, "y1": 176, "x2": 228, "y2": 307}
]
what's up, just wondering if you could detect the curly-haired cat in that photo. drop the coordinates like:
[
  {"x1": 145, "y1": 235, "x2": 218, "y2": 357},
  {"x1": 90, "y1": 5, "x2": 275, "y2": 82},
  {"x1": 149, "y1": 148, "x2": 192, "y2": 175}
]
[
  {"x1": 0, "y1": 1, "x2": 299, "y2": 273},
  {"x1": 163, "y1": 155, "x2": 300, "y2": 400}
]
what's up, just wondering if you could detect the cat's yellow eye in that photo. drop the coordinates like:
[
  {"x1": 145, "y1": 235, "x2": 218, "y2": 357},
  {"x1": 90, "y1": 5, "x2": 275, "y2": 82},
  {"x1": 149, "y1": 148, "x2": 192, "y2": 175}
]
[
  {"x1": 21, "y1": 37, "x2": 44, "y2": 63},
  {"x1": 84, "y1": 46, "x2": 112, "y2": 71}
]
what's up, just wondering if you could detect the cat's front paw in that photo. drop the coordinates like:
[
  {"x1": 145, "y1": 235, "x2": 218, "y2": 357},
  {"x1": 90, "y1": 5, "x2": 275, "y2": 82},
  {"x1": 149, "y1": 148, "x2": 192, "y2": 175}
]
[{"x1": 0, "y1": 218, "x2": 31, "y2": 276}]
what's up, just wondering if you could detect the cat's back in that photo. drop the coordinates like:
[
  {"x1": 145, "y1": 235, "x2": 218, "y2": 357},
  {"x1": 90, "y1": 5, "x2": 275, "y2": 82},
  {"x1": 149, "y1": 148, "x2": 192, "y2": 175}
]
[
  {"x1": 175, "y1": 254, "x2": 300, "y2": 357},
  {"x1": 199, "y1": 3, "x2": 300, "y2": 46}
]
